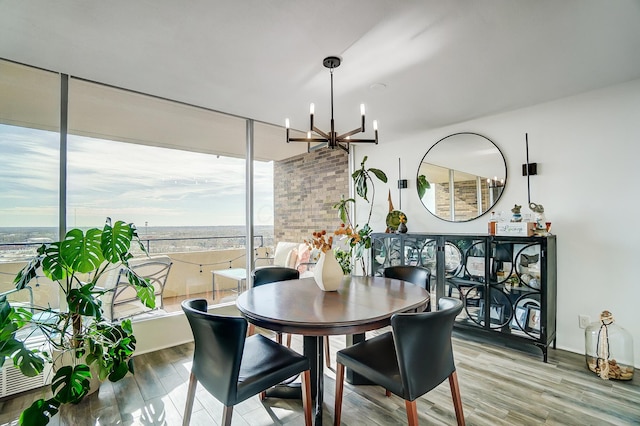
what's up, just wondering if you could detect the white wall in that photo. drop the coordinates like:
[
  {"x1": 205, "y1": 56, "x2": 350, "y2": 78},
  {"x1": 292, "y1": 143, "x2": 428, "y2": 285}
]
[{"x1": 355, "y1": 78, "x2": 640, "y2": 367}]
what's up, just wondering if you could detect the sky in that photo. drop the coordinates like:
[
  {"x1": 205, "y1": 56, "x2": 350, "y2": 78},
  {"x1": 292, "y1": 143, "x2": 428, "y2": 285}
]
[{"x1": 0, "y1": 124, "x2": 274, "y2": 228}]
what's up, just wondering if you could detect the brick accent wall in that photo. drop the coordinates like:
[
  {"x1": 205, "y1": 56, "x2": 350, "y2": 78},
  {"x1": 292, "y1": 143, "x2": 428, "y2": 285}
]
[
  {"x1": 435, "y1": 180, "x2": 490, "y2": 221},
  {"x1": 274, "y1": 148, "x2": 349, "y2": 243}
]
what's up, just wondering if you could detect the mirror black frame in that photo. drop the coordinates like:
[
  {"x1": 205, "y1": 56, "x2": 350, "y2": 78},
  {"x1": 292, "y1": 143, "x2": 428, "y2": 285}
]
[{"x1": 417, "y1": 132, "x2": 507, "y2": 222}]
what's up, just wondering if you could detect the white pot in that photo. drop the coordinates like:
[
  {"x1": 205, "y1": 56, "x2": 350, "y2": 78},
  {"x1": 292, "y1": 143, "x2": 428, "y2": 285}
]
[{"x1": 313, "y1": 250, "x2": 344, "y2": 291}]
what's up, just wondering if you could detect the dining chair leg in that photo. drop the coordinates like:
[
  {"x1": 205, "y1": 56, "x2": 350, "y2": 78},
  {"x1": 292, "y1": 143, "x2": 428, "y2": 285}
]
[
  {"x1": 334, "y1": 362, "x2": 345, "y2": 426},
  {"x1": 301, "y1": 369, "x2": 313, "y2": 426},
  {"x1": 259, "y1": 391, "x2": 266, "y2": 400},
  {"x1": 276, "y1": 332, "x2": 283, "y2": 344},
  {"x1": 405, "y1": 399, "x2": 419, "y2": 426},
  {"x1": 248, "y1": 323, "x2": 255, "y2": 336},
  {"x1": 324, "y1": 336, "x2": 331, "y2": 366},
  {"x1": 449, "y1": 371, "x2": 465, "y2": 426},
  {"x1": 222, "y1": 405, "x2": 233, "y2": 426},
  {"x1": 385, "y1": 389, "x2": 391, "y2": 397},
  {"x1": 286, "y1": 333, "x2": 292, "y2": 347},
  {"x1": 182, "y1": 372, "x2": 197, "y2": 426}
]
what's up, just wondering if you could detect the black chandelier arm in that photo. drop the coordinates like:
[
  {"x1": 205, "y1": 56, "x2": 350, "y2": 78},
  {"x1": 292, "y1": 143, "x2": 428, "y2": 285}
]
[
  {"x1": 337, "y1": 143, "x2": 349, "y2": 153},
  {"x1": 288, "y1": 137, "x2": 330, "y2": 143},
  {"x1": 311, "y1": 126, "x2": 331, "y2": 140},
  {"x1": 336, "y1": 138, "x2": 378, "y2": 144},
  {"x1": 337, "y1": 126, "x2": 366, "y2": 140}
]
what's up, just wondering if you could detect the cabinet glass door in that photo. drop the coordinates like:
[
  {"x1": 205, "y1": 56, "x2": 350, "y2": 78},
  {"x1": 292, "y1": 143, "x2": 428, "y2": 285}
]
[
  {"x1": 492, "y1": 240, "x2": 543, "y2": 337},
  {"x1": 444, "y1": 238, "x2": 485, "y2": 326},
  {"x1": 371, "y1": 235, "x2": 402, "y2": 276}
]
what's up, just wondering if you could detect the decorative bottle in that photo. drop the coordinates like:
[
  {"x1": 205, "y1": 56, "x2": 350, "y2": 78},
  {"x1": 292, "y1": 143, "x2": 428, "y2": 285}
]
[
  {"x1": 488, "y1": 211, "x2": 497, "y2": 235},
  {"x1": 585, "y1": 310, "x2": 634, "y2": 380}
]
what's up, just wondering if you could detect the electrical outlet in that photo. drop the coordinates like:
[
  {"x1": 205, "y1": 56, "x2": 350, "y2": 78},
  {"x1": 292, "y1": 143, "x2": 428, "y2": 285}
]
[{"x1": 578, "y1": 315, "x2": 590, "y2": 329}]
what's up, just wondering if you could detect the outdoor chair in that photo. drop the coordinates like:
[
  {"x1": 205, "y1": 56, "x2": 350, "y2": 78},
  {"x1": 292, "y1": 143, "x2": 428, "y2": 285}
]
[
  {"x1": 101, "y1": 255, "x2": 172, "y2": 321},
  {"x1": 181, "y1": 298, "x2": 312, "y2": 426},
  {"x1": 334, "y1": 297, "x2": 465, "y2": 426}
]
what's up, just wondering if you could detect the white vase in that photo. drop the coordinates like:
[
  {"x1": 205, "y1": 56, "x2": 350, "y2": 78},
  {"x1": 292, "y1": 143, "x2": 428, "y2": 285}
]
[{"x1": 313, "y1": 250, "x2": 343, "y2": 291}]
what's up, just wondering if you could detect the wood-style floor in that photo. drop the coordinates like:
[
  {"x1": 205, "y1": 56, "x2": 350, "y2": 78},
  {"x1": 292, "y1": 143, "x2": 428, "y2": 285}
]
[{"x1": 1, "y1": 327, "x2": 639, "y2": 425}]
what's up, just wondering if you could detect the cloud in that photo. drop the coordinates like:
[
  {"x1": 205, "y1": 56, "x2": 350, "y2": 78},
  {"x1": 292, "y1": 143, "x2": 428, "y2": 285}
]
[{"x1": 1, "y1": 125, "x2": 274, "y2": 227}]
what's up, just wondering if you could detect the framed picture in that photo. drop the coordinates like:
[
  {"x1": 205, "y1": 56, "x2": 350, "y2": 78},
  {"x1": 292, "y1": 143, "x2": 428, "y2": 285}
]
[
  {"x1": 526, "y1": 306, "x2": 541, "y2": 332},
  {"x1": 478, "y1": 300, "x2": 504, "y2": 324},
  {"x1": 466, "y1": 256, "x2": 485, "y2": 277},
  {"x1": 510, "y1": 306, "x2": 528, "y2": 330}
]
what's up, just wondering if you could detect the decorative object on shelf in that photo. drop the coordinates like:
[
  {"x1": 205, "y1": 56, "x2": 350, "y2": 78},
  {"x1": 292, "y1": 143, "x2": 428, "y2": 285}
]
[
  {"x1": 333, "y1": 156, "x2": 387, "y2": 275},
  {"x1": 488, "y1": 211, "x2": 497, "y2": 235},
  {"x1": 495, "y1": 221, "x2": 535, "y2": 237},
  {"x1": 397, "y1": 214, "x2": 408, "y2": 233},
  {"x1": 511, "y1": 204, "x2": 522, "y2": 222},
  {"x1": 0, "y1": 218, "x2": 155, "y2": 425},
  {"x1": 385, "y1": 190, "x2": 406, "y2": 233},
  {"x1": 285, "y1": 56, "x2": 378, "y2": 153},
  {"x1": 585, "y1": 311, "x2": 634, "y2": 380},
  {"x1": 529, "y1": 202, "x2": 548, "y2": 235}
]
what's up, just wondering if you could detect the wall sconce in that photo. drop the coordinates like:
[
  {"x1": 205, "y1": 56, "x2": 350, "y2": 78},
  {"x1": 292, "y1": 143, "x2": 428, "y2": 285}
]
[{"x1": 522, "y1": 133, "x2": 539, "y2": 203}]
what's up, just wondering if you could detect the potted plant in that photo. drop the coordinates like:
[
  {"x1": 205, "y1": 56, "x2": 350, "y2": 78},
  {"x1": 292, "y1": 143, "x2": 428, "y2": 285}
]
[
  {"x1": 0, "y1": 218, "x2": 156, "y2": 426},
  {"x1": 333, "y1": 156, "x2": 387, "y2": 274}
]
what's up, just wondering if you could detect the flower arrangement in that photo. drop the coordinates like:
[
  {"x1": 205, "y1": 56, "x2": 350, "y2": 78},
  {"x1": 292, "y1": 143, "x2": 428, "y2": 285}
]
[{"x1": 305, "y1": 230, "x2": 333, "y2": 253}]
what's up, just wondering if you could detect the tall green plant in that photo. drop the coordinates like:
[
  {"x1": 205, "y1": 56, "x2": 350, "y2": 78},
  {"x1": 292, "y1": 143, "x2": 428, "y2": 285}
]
[
  {"x1": 333, "y1": 156, "x2": 387, "y2": 274},
  {"x1": 0, "y1": 218, "x2": 155, "y2": 426}
]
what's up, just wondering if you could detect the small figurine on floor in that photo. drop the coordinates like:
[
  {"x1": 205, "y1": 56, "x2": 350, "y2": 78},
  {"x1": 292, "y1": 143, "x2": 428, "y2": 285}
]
[{"x1": 511, "y1": 204, "x2": 522, "y2": 222}]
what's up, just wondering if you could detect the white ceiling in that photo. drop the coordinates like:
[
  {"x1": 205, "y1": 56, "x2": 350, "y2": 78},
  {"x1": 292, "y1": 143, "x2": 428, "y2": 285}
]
[{"x1": 1, "y1": 1, "x2": 640, "y2": 160}]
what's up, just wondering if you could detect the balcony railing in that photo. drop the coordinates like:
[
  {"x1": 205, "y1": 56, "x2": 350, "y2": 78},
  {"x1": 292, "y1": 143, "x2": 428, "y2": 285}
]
[{"x1": 0, "y1": 234, "x2": 269, "y2": 262}]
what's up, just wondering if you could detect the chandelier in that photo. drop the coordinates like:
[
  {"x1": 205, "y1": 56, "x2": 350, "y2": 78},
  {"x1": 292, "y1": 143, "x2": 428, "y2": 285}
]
[{"x1": 286, "y1": 56, "x2": 378, "y2": 153}]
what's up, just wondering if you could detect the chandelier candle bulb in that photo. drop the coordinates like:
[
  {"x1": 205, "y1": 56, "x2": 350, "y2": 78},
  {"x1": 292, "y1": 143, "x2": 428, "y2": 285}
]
[
  {"x1": 360, "y1": 104, "x2": 366, "y2": 130},
  {"x1": 285, "y1": 118, "x2": 290, "y2": 141},
  {"x1": 373, "y1": 120, "x2": 378, "y2": 142}
]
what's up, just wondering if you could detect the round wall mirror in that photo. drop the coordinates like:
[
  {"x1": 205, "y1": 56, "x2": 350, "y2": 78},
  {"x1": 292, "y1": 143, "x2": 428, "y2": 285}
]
[{"x1": 417, "y1": 132, "x2": 507, "y2": 222}]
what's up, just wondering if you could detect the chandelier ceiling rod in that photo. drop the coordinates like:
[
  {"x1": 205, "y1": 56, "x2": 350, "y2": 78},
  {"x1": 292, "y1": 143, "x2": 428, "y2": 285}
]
[{"x1": 286, "y1": 56, "x2": 379, "y2": 153}]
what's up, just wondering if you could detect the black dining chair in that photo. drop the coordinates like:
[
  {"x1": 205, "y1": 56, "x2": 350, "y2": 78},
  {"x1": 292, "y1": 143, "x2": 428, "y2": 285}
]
[
  {"x1": 181, "y1": 298, "x2": 312, "y2": 426},
  {"x1": 251, "y1": 266, "x2": 333, "y2": 365},
  {"x1": 250, "y1": 267, "x2": 300, "y2": 342},
  {"x1": 333, "y1": 297, "x2": 465, "y2": 426},
  {"x1": 384, "y1": 265, "x2": 431, "y2": 311}
]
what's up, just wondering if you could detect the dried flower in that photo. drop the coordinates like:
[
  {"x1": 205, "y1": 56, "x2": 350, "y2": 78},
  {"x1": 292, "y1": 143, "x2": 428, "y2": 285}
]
[{"x1": 305, "y1": 230, "x2": 333, "y2": 253}]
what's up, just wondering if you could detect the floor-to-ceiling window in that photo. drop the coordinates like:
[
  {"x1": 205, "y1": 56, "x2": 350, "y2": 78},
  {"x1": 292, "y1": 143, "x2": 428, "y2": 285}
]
[
  {"x1": 0, "y1": 60, "x2": 60, "y2": 308},
  {"x1": 0, "y1": 59, "x2": 282, "y2": 321}
]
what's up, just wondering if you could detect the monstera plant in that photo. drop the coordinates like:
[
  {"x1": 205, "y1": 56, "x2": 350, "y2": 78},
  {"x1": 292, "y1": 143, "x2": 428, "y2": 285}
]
[{"x1": 0, "y1": 218, "x2": 156, "y2": 426}]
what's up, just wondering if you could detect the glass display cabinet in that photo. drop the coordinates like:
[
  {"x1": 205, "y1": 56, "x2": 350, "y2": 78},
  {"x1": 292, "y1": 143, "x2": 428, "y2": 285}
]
[{"x1": 372, "y1": 233, "x2": 557, "y2": 361}]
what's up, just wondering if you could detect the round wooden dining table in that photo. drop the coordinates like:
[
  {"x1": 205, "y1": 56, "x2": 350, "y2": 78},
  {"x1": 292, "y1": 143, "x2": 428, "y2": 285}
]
[{"x1": 236, "y1": 275, "x2": 429, "y2": 425}]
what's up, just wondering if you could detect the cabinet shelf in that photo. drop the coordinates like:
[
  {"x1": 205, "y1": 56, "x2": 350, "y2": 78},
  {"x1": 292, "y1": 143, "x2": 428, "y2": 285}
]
[{"x1": 372, "y1": 232, "x2": 557, "y2": 362}]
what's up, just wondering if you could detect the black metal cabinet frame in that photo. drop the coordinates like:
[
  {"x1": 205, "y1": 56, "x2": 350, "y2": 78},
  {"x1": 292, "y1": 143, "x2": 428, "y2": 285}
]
[{"x1": 372, "y1": 233, "x2": 557, "y2": 361}]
